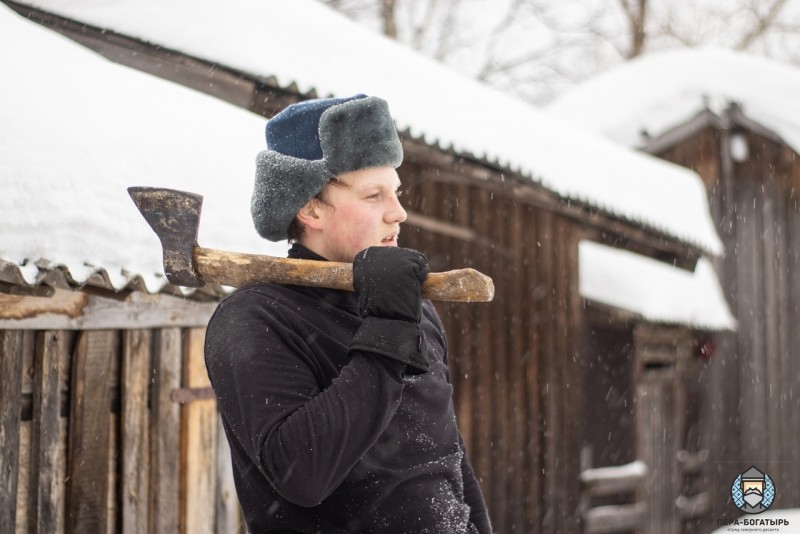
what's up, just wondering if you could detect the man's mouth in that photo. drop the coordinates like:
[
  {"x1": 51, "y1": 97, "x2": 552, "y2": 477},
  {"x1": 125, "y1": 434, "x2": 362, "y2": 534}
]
[{"x1": 381, "y1": 230, "x2": 400, "y2": 245}]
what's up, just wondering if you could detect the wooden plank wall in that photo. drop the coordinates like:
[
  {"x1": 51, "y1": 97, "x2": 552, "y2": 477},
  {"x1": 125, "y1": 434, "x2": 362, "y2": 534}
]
[
  {"x1": 730, "y1": 148, "x2": 800, "y2": 507},
  {"x1": 0, "y1": 326, "x2": 244, "y2": 534},
  {"x1": 401, "y1": 162, "x2": 585, "y2": 533},
  {"x1": 659, "y1": 129, "x2": 800, "y2": 518}
]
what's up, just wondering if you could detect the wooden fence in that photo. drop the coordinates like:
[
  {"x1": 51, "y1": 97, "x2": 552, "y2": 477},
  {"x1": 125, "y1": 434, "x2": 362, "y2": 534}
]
[
  {"x1": 579, "y1": 452, "x2": 648, "y2": 534},
  {"x1": 0, "y1": 326, "x2": 244, "y2": 534}
]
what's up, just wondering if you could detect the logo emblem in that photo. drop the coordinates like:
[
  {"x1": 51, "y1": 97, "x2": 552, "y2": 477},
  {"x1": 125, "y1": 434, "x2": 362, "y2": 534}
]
[{"x1": 731, "y1": 466, "x2": 775, "y2": 514}]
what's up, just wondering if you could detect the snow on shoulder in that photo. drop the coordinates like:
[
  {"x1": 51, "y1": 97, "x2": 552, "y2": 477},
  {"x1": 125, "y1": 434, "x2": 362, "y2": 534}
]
[
  {"x1": 0, "y1": 4, "x2": 285, "y2": 293},
  {"x1": 17, "y1": 0, "x2": 722, "y2": 256}
]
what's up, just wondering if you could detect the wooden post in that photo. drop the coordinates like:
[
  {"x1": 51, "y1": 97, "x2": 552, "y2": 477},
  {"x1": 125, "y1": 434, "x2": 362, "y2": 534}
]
[
  {"x1": 30, "y1": 331, "x2": 68, "y2": 534},
  {"x1": 66, "y1": 330, "x2": 117, "y2": 534},
  {"x1": 180, "y1": 328, "x2": 217, "y2": 534},
  {"x1": 150, "y1": 328, "x2": 182, "y2": 534},
  {"x1": 121, "y1": 330, "x2": 151, "y2": 534},
  {"x1": 1, "y1": 331, "x2": 25, "y2": 533}
]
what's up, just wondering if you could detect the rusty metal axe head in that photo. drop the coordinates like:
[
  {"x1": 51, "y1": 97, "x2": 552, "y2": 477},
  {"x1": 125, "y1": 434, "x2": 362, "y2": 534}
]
[{"x1": 128, "y1": 186, "x2": 204, "y2": 287}]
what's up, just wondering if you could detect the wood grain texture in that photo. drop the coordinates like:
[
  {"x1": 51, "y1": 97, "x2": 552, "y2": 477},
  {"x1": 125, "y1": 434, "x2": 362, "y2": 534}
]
[
  {"x1": 180, "y1": 328, "x2": 217, "y2": 534},
  {"x1": 121, "y1": 330, "x2": 150, "y2": 534},
  {"x1": 66, "y1": 330, "x2": 117, "y2": 534},
  {"x1": 1, "y1": 331, "x2": 25, "y2": 533},
  {"x1": 30, "y1": 331, "x2": 68, "y2": 534},
  {"x1": 150, "y1": 329, "x2": 181, "y2": 534}
]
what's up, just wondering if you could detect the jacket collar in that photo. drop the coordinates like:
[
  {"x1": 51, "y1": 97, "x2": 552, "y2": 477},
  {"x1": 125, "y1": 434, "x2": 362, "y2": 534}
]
[
  {"x1": 288, "y1": 243, "x2": 327, "y2": 261},
  {"x1": 286, "y1": 243, "x2": 359, "y2": 314}
]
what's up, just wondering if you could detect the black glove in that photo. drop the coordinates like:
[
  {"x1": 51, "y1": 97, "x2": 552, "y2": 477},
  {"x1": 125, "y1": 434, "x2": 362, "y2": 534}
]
[{"x1": 349, "y1": 247, "x2": 430, "y2": 374}]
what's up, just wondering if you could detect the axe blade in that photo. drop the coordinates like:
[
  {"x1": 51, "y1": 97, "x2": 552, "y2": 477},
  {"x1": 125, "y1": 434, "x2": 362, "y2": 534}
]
[{"x1": 128, "y1": 186, "x2": 204, "y2": 287}]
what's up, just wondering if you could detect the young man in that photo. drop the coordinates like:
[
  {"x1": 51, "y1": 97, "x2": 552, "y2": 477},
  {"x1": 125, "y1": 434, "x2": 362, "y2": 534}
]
[{"x1": 205, "y1": 95, "x2": 491, "y2": 533}]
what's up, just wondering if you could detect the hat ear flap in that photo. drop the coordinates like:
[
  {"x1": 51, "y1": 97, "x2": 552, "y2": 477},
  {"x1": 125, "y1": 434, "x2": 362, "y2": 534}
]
[{"x1": 251, "y1": 150, "x2": 332, "y2": 241}]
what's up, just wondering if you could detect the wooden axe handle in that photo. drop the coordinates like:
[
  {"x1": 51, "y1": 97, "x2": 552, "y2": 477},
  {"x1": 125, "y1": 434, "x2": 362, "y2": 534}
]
[{"x1": 195, "y1": 247, "x2": 494, "y2": 303}]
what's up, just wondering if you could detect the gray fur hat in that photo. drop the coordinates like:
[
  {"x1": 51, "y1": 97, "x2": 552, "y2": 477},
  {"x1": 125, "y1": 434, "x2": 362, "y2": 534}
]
[{"x1": 251, "y1": 94, "x2": 404, "y2": 241}]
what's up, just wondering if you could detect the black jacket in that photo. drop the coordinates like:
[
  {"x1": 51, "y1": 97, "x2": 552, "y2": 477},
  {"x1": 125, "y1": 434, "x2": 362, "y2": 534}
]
[{"x1": 205, "y1": 245, "x2": 491, "y2": 533}]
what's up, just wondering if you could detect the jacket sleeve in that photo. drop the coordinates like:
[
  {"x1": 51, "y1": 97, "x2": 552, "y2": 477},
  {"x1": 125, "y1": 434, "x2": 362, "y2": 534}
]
[{"x1": 204, "y1": 290, "x2": 405, "y2": 508}]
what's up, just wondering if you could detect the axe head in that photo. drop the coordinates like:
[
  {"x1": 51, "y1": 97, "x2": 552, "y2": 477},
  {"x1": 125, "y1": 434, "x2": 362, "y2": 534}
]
[{"x1": 128, "y1": 186, "x2": 204, "y2": 287}]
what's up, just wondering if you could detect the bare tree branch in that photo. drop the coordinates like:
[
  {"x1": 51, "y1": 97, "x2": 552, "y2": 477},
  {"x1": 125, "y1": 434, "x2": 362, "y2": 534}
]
[
  {"x1": 319, "y1": 0, "x2": 800, "y2": 105},
  {"x1": 736, "y1": 0, "x2": 790, "y2": 49},
  {"x1": 617, "y1": 0, "x2": 647, "y2": 57},
  {"x1": 381, "y1": 0, "x2": 398, "y2": 38},
  {"x1": 475, "y1": 0, "x2": 526, "y2": 80},
  {"x1": 433, "y1": 0, "x2": 463, "y2": 60}
]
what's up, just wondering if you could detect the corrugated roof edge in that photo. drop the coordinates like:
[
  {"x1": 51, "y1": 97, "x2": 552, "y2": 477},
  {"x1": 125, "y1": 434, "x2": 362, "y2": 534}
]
[
  {"x1": 395, "y1": 126, "x2": 720, "y2": 258},
  {"x1": 0, "y1": 259, "x2": 226, "y2": 301}
]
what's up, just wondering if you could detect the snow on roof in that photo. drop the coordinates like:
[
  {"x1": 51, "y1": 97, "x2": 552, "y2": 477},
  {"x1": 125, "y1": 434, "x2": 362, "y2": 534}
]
[
  {"x1": 548, "y1": 47, "x2": 800, "y2": 155},
  {"x1": 1, "y1": 4, "x2": 288, "y2": 294},
  {"x1": 16, "y1": 0, "x2": 723, "y2": 256},
  {"x1": 579, "y1": 241, "x2": 736, "y2": 331},
  {"x1": 580, "y1": 460, "x2": 647, "y2": 483}
]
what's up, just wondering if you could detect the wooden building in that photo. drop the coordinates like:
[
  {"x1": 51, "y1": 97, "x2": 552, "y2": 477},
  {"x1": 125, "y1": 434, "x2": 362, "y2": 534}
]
[
  {"x1": 549, "y1": 47, "x2": 800, "y2": 529},
  {"x1": 650, "y1": 103, "x2": 800, "y2": 524},
  {"x1": 4, "y1": 2, "x2": 733, "y2": 532}
]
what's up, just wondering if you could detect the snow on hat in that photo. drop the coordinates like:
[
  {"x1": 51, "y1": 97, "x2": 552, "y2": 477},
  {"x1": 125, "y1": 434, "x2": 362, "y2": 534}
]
[{"x1": 251, "y1": 94, "x2": 404, "y2": 241}]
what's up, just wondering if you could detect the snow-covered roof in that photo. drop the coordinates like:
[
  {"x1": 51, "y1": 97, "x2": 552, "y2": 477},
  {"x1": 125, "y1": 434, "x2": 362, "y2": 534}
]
[
  {"x1": 16, "y1": 0, "x2": 722, "y2": 256},
  {"x1": 579, "y1": 241, "x2": 736, "y2": 331},
  {"x1": 1, "y1": 4, "x2": 287, "y2": 295},
  {"x1": 548, "y1": 47, "x2": 800, "y2": 155}
]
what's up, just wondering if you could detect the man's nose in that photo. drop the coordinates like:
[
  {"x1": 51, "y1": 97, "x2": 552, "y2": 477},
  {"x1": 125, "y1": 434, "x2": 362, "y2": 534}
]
[{"x1": 387, "y1": 194, "x2": 407, "y2": 223}]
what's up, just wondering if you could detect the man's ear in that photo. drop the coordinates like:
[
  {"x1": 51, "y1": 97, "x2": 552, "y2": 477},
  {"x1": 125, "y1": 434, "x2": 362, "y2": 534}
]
[{"x1": 296, "y1": 198, "x2": 325, "y2": 230}]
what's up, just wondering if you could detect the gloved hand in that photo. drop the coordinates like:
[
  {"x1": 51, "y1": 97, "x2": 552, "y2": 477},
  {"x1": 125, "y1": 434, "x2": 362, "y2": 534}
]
[{"x1": 349, "y1": 247, "x2": 431, "y2": 374}]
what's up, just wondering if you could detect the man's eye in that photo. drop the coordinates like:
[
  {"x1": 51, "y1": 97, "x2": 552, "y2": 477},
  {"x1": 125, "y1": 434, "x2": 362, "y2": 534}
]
[{"x1": 396, "y1": 190, "x2": 403, "y2": 198}]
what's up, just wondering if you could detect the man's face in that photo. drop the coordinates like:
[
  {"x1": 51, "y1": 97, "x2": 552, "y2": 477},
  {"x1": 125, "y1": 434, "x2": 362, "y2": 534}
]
[{"x1": 312, "y1": 166, "x2": 407, "y2": 263}]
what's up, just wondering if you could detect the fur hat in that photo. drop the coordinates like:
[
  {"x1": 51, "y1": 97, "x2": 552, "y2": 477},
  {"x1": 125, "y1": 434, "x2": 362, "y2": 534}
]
[{"x1": 251, "y1": 94, "x2": 404, "y2": 241}]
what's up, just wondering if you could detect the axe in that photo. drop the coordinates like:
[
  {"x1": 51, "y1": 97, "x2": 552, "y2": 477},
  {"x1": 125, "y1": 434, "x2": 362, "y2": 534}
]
[{"x1": 128, "y1": 187, "x2": 494, "y2": 302}]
